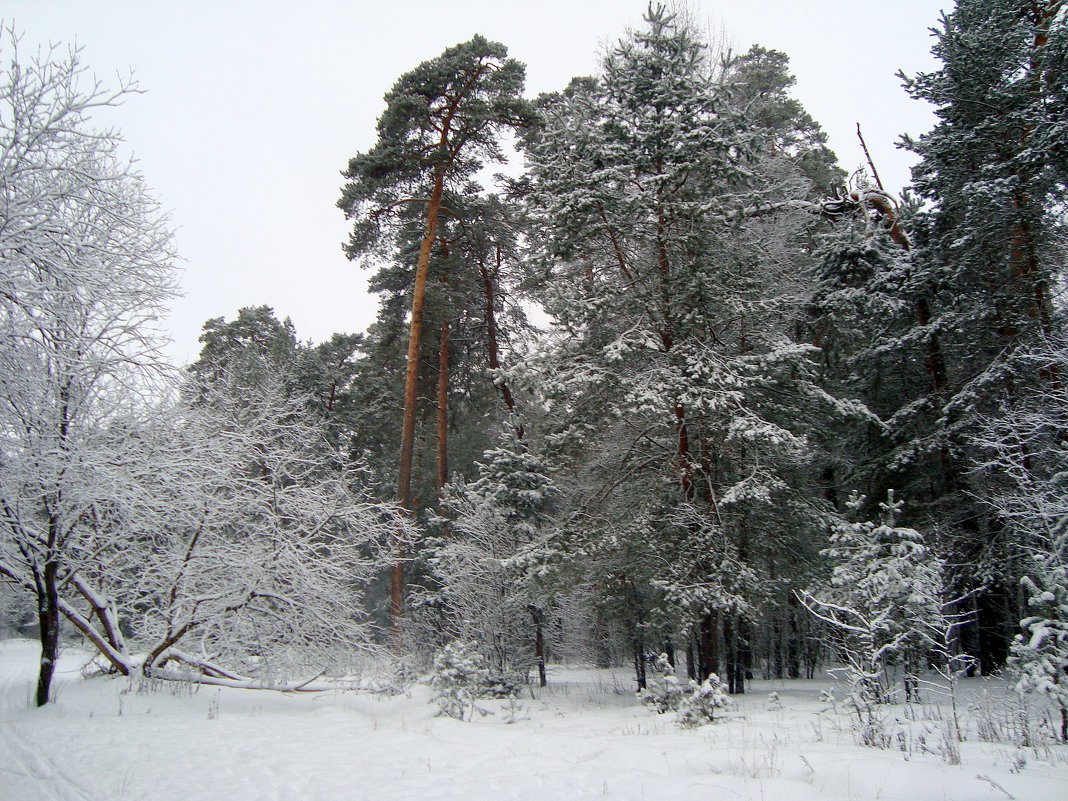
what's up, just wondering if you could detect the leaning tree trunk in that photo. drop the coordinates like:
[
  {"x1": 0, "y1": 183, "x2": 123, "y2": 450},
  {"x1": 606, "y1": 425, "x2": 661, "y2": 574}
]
[{"x1": 394, "y1": 166, "x2": 446, "y2": 633}]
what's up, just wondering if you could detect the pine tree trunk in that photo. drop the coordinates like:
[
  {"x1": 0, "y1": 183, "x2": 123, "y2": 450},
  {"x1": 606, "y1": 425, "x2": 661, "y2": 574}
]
[
  {"x1": 480, "y1": 249, "x2": 522, "y2": 436},
  {"x1": 394, "y1": 166, "x2": 446, "y2": 632},
  {"x1": 768, "y1": 558, "x2": 783, "y2": 680},
  {"x1": 723, "y1": 615, "x2": 739, "y2": 694},
  {"x1": 740, "y1": 617, "x2": 753, "y2": 684},
  {"x1": 675, "y1": 404, "x2": 693, "y2": 500},
  {"x1": 633, "y1": 630, "x2": 647, "y2": 691},
  {"x1": 698, "y1": 611, "x2": 718, "y2": 679},
  {"x1": 1007, "y1": 0, "x2": 1059, "y2": 339},
  {"x1": 530, "y1": 605, "x2": 547, "y2": 687},
  {"x1": 787, "y1": 590, "x2": 802, "y2": 680},
  {"x1": 772, "y1": 608, "x2": 784, "y2": 680},
  {"x1": 914, "y1": 297, "x2": 949, "y2": 393}
]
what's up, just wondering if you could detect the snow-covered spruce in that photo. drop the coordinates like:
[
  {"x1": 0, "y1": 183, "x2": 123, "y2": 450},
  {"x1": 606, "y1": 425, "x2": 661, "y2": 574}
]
[
  {"x1": 676, "y1": 674, "x2": 732, "y2": 728},
  {"x1": 429, "y1": 641, "x2": 498, "y2": 720},
  {"x1": 639, "y1": 653, "x2": 686, "y2": 713}
]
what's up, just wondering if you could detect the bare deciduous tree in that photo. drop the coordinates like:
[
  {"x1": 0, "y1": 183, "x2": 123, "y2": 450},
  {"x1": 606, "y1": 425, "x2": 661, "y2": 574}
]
[{"x1": 0, "y1": 29, "x2": 178, "y2": 706}]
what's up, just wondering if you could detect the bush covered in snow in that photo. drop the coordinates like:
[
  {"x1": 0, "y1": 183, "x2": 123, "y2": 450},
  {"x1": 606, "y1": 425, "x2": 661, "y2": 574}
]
[
  {"x1": 639, "y1": 653, "x2": 686, "y2": 713},
  {"x1": 676, "y1": 673, "x2": 732, "y2": 727},
  {"x1": 428, "y1": 641, "x2": 521, "y2": 720},
  {"x1": 639, "y1": 654, "x2": 732, "y2": 727}
]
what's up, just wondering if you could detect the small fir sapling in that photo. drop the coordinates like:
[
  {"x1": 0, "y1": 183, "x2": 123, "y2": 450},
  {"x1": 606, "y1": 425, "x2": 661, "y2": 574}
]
[
  {"x1": 799, "y1": 491, "x2": 948, "y2": 746},
  {"x1": 640, "y1": 653, "x2": 686, "y2": 712},
  {"x1": 1010, "y1": 571, "x2": 1068, "y2": 742},
  {"x1": 676, "y1": 673, "x2": 732, "y2": 728},
  {"x1": 425, "y1": 434, "x2": 557, "y2": 690},
  {"x1": 803, "y1": 491, "x2": 943, "y2": 699},
  {"x1": 428, "y1": 641, "x2": 493, "y2": 720}
]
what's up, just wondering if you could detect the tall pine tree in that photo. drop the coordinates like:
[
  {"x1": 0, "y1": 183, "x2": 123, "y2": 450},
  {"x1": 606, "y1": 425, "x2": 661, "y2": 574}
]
[{"x1": 339, "y1": 36, "x2": 532, "y2": 629}]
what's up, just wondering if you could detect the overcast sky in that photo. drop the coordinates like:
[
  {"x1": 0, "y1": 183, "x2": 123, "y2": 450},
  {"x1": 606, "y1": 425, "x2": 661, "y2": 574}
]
[{"x1": 7, "y1": 1, "x2": 948, "y2": 365}]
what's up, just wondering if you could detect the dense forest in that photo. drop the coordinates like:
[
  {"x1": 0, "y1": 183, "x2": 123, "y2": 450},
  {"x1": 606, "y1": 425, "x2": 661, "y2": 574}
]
[{"x1": 2, "y1": 0, "x2": 1067, "y2": 745}]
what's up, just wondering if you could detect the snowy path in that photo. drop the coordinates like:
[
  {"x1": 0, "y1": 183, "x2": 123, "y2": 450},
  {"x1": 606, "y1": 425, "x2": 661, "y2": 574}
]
[{"x1": 1, "y1": 640, "x2": 1065, "y2": 801}]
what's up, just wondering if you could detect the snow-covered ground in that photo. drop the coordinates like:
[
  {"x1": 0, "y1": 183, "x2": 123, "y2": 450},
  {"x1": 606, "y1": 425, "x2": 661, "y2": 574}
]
[{"x1": 1, "y1": 639, "x2": 1064, "y2": 801}]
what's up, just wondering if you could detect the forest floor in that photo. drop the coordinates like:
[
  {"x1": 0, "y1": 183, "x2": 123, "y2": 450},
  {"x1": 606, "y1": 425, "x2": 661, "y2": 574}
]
[{"x1": 1, "y1": 639, "x2": 1065, "y2": 800}]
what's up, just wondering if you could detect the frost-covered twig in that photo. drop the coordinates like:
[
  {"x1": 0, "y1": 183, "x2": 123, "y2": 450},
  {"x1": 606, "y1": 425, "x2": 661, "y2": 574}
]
[{"x1": 975, "y1": 774, "x2": 1014, "y2": 799}]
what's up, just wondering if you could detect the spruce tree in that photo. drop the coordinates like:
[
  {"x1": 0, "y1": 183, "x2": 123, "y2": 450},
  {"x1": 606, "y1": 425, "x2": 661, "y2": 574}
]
[
  {"x1": 520, "y1": 5, "x2": 852, "y2": 690},
  {"x1": 881, "y1": 0, "x2": 1068, "y2": 668}
]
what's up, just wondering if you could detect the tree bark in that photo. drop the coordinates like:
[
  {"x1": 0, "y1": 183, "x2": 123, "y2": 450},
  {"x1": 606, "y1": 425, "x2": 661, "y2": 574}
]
[
  {"x1": 530, "y1": 605, "x2": 547, "y2": 687},
  {"x1": 632, "y1": 628, "x2": 647, "y2": 691},
  {"x1": 787, "y1": 590, "x2": 802, "y2": 680},
  {"x1": 436, "y1": 320, "x2": 450, "y2": 493},
  {"x1": 35, "y1": 556, "x2": 59, "y2": 707},
  {"x1": 663, "y1": 639, "x2": 675, "y2": 668},
  {"x1": 724, "y1": 614, "x2": 742, "y2": 694},
  {"x1": 1007, "y1": 0, "x2": 1059, "y2": 339},
  {"x1": 675, "y1": 403, "x2": 693, "y2": 501},
  {"x1": 697, "y1": 611, "x2": 718, "y2": 679},
  {"x1": 393, "y1": 166, "x2": 446, "y2": 632},
  {"x1": 479, "y1": 248, "x2": 522, "y2": 437}
]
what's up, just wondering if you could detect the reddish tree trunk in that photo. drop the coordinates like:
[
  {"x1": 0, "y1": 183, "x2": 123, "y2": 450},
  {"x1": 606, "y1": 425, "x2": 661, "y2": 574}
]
[{"x1": 393, "y1": 167, "x2": 445, "y2": 632}]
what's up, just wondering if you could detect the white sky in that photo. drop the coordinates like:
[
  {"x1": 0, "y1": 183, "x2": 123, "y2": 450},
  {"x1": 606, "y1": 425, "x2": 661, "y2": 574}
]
[{"x1": 6, "y1": 1, "x2": 947, "y2": 366}]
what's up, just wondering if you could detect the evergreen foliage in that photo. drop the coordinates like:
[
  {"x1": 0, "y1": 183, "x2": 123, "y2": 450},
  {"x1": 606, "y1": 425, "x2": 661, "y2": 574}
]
[
  {"x1": 421, "y1": 432, "x2": 556, "y2": 683},
  {"x1": 676, "y1": 673, "x2": 732, "y2": 727},
  {"x1": 518, "y1": 2, "x2": 852, "y2": 692},
  {"x1": 11, "y1": 3, "x2": 1068, "y2": 731}
]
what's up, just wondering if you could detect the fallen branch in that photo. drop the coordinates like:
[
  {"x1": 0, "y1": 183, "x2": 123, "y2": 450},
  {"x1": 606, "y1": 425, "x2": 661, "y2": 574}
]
[
  {"x1": 147, "y1": 669, "x2": 333, "y2": 693},
  {"x1": 147, "y1": 649, "x2": 332, "y2": 692}
]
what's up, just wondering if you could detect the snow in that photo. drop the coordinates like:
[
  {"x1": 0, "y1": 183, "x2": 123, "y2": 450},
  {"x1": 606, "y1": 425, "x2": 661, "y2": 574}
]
[{"x1": 2, "y1": 640, "x2": 1065, "y2": 801}]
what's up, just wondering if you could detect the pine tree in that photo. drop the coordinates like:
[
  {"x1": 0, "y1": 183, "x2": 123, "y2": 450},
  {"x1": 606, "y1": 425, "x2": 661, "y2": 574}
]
[
  {"x1": 519, "y1": 5, "x2": 854, "y2": 691},
  {"x1": 881, "y1": 0, "x2": 1068, "y2": 669},
  {"x1": 974, "y1": 331, "x2": 1068, "y2": 740},
  {"x1": 799, "y1": 492, "x2": 948, "y2": 743},
  {"x1": 338, "y1": 37, "x2": 532, "y2": 629}
]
